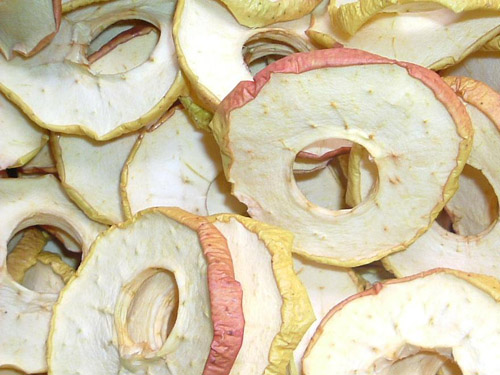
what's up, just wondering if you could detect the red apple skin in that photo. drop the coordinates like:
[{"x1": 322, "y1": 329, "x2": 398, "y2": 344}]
[{"x1": 198, "y1": 222, "x2": 244, "y2": 375}]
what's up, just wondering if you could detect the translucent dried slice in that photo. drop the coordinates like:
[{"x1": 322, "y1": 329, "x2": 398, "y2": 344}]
[
  {"x1": 309, "y1": 1, "x2": 500, "y2": 69},
  {"x1": 291, "y1": 256, "x2": 361, "y2": 374},
  {"x1": 441, "y1": 51, "x2": 500, "y2": 93},
  {"x1": 211, "y1": 48, "x2": 471, "y2": 266},
  {"x1": 384, "y1": 77, "x2": 500, "y2": 279},
  {"x1": 0, "y1": 93, "x2": 48, "y2": 171},
  {"x1": 303, "y1": 269, "x2": 500, "y2": 374},
  {"x1": 174, "y1": 0, "x2": 313, "y2": 110},
  {"x1": 121, "y1": 107, "x2": 221, "y2": 218},
  {"x1": 0, "y1": 0, "x2": 61, "y2": 59},
  {"x1": 219, "y1": 0, "x2": 321, "y2": 27},
  {"x1": 0, "y1": 0, "x2": 184, "y2": 140},
  {"x1": 209, "y1": 215, "x2": 314, "y2": 375},
  {"x1": 0, "y1": 175, "x2": 106, "y2": 373},
  {"x1": 52, "y1": 131, "x2": 139, "y2": 225},
  {"x1": 48, "y1": 208, "x2": 244, "y2": 375}
]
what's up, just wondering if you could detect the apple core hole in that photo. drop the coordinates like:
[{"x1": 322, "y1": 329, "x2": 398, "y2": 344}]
[
  {"x1": 242, "y1": 31, "x2": 311, "y2": 76},
  {"x1": 293, "y1": 140, "x2": 378, "y2": 212},
  {"x1": 87, "y1": 20, "x2": 160, "y2": 75},
  {"x1": 385, "y1": 352, "x2": 462, "y2": 375},
  {"x1": 440, "y1": 164, "x2": 498, "y2": 236},
  {"x1": 374, "y1": 346, "x2": 462, "y2": 375},
  {"x1": 7, "y1": 227, "x2": 81, "y2": 294},
  {"x1": 122, "y1": 268, "x2": 179, "y2": 357}
]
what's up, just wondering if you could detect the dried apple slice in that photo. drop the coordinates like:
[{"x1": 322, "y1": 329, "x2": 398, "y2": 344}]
[
  {"x1": 309, "y1": 0, "x2": 500, "y2": 69},
  {"x1": 0, "y1": 0, "x2": 184, "y2": 140},
  {"x1": 218, "y1": 0, "x2": 321, "y2": 27},
  {"x1": 384, "y1": 77, "x2": 500, "y2": 279},
  {"x1": 48, "y1": 207, "x2": 244, "y2": 375},
  {"x1": 0, "y1": 0, "x2": 61, "y2": 59},
  {"x1": 121, "y1": 107, "x2": 222, "y2": 218},
  {"x1": 333, "y1": 0, "x2": 500, "y2": 36},
  {"x1": 211, "y1": 48, "x2": 471, "y2": 266},
  {"x1": 208, "y1": 215, "x2": 314, "y2": 375},
  {"x1": 303, "y1": 269, "x2": 500, "y2": 374},
  {"x1": 174, "y1": 0, "x2": 313, "y2": 111},
  {"x1": 51, "y1": 131, "x2": 139, "y2": 225},
  {"x1": 0, "y1": 175, "x2": 106, "y2": 373},
  {"x1": 441, "y1": 51, "x2": 500, "y2": 93},
  {"x1": 0, "y1": 93, "x2": 48, "y2": 171},
  {"x1": 291, "y1": 255, "x2": 361, "y2": 374}
]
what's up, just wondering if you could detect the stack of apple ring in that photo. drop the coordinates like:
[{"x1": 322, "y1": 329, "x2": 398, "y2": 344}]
[{"x1": 2, "y1": 0, "x2": 500, "y2": 374}]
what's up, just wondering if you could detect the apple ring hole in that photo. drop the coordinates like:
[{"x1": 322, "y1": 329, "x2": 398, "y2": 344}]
[
  {"x1": 293, "y1": 139, "x2": 379, "y2": 212},
  {"x1": 87, "y1": 20, "x2": 160, "y2": 75},
  {"x1": 7, "y1": 227, "x2": 81, "y2": 294},
  {"x1": 377, "y1": 350, "x2": 462, "y2": 375},
  {"x1": 243, "y1": 31, "x2": 311, "y2": 76},
  {"x1": 119, "y1": 268, "x2": 179, "y2": 359},
  {"x1": 439, "y1": 164, "x2": 498, "y2": 236}
]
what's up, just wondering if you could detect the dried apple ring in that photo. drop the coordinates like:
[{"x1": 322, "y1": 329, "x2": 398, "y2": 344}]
[
  {"x1": 174, "y1": 0, "x2": 313, "y2": 111},
  {"x1": 384, "y1": 77, "x2": 500, "y2": 279},
  {"x1": 208, "y1": 215, "x2": 314, "y2": 375},
  {"x1": 211, "y1": 48, "x2": 471, "y2": 266},
  {"x1": 48, "y1": 208, "x2": 244, "y2": 375},
  {"x1": 303, "y1": 269, "x2": 500, "y2": 374},
  {"x1": 0, "y1": 0, "x2": 184, "y2": 140},
  {"x1": 0, "y1": 175, "x2": 106, "y2": 373}
]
